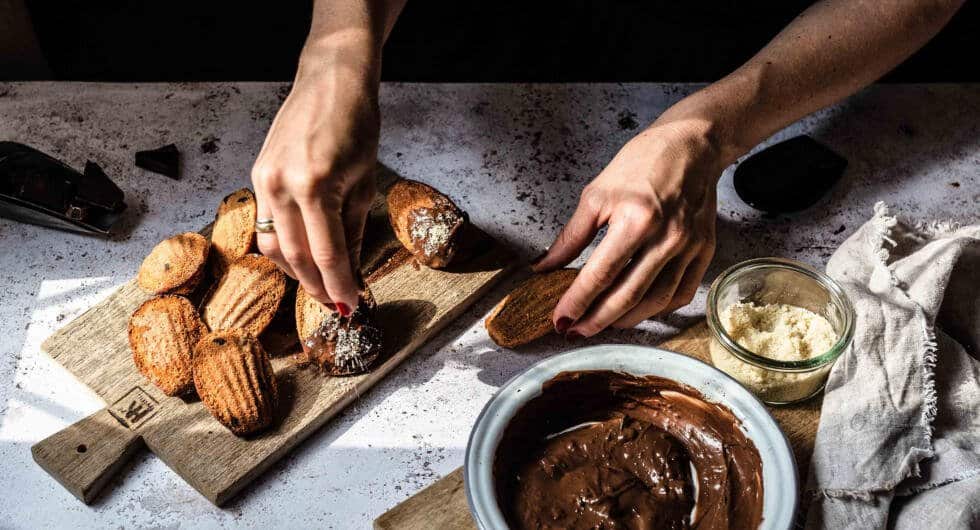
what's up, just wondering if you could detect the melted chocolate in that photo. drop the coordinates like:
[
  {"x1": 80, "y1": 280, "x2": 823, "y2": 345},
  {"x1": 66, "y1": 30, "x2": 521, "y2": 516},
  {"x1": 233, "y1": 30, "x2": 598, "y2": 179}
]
[
  {"x1": 365, "y1": 246, "x2": 414, "y2": 283},
  {"x1": 406, "y1": 200, "x2": 463, "y2": 264},
  {"x1": 494, "y1": 371, "x2": 764, "y2": 530},
  {"x1": 304, "y1": 294, "x2": 382, "y2": 376}
]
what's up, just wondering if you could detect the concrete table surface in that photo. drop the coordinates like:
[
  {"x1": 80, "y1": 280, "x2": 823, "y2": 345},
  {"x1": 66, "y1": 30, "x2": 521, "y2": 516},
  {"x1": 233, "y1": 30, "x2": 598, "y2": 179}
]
[{"x1": 0, "y1": 82, "x2": 977, "y2": 528}]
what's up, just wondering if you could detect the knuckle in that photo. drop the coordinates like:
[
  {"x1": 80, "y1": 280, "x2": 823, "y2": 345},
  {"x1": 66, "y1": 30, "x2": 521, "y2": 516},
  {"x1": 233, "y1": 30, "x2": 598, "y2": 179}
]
[
  {"x1": 281, "y1": 248, "x2": 308, "y2": 265},
  {"x1": 555, "y1": 232, "x2": 581, "y2": 255},
  {"x1": 351, "y1": 175, "x2": 377, "y2": 200},
  {"x1": 580, "y1": 185, "x2": 604, "y2": 212},
  {"x1": 621, "y1": 206, "x2": 656, "y2": 234},
  {"x1": 312, "y1": 251, "x2": 346, "y2": 271},
  {"x1": 346, "y1": 234, "x2": 364, "y2": 255},
  {"x1": 256, "y1": 237, "x2": 281, "y2": 257},
  {"x1": 559, "y1": 294, "x2": 591, "y2": 320},
  {"x1": 647, "y1": 291, "x2": 673, "y2": 311},
  {"x1": 614, "y1": 284, "x2": 645, "y2": 309},
  {"x1": 306, "y1": 160, "x2": 334, "y2": 179},
  {"x1": 585, "y1": 262, "x2": 618, "y2": 288},
  {"x1": 702, "y1": 237, "x2": 717, "y2": 256},
  {"x1": 633, "y1": 303, "x2": 661, "y2": 321},
  {"x1": 251, "y1": 164, "x2": 283, "y2": 187},
  {"x1": 678, "y1": 291, "x2": 696, "y2": 306},
  {"x1": 677, "y1": 284, "x2": 698, "y2": 304},
  {"x1": 687, "y1": 231, "x2": 707, "y2": 248},
  {"x1": 662, "y1": 298, "x2": 686, "y2": 316},
  {"x1": 664, "y1": 226, "x2": 689, "y2": 248},
  {"x1": 556, "y1": 227, "x2": 579, "y2": 247},
  {"x1": 289, "y1": 175, "x2": 325, "y2": 201},
  {"x1": 302, "y1": 283, "x2": 328, "y2": 300}
]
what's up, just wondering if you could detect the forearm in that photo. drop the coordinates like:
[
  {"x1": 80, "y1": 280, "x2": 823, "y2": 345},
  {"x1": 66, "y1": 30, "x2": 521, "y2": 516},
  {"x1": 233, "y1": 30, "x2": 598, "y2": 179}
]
[
  {"x1": 660, "y1": 0, "x2": 964, "y2": 165},
  {"x1": 297, "y1": 0, "x2": 407, "y2": 84}
]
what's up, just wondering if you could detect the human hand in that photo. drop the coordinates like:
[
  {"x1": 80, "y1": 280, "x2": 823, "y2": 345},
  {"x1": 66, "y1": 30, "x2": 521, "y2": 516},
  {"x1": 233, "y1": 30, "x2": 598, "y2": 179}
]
[
  {"x1": 532, "y1": 119, "x2": 723, "y2": 337},
  {"x1": 251, "y1": 57, "x2": 379, "y2": 315}
]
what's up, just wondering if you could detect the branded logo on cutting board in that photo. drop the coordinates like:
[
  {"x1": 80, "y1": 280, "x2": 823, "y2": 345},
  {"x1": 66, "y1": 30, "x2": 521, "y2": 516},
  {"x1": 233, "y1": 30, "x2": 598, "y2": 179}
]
[{"x1": 109, "y1": 386, "x2": 159, "y2": 429}]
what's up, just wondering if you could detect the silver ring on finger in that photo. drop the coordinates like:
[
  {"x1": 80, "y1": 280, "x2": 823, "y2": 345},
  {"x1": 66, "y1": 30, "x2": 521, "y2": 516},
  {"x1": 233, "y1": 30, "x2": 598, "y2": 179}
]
[{"x1": 255, "y1": 217, "x2": 276, "y2": 233}]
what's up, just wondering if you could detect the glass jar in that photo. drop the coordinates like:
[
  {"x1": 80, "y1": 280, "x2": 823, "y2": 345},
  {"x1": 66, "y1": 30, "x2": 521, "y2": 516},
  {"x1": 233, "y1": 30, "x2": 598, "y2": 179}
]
[{"x1": 705, "y1": 258, "x2": 855, "y2": 405}]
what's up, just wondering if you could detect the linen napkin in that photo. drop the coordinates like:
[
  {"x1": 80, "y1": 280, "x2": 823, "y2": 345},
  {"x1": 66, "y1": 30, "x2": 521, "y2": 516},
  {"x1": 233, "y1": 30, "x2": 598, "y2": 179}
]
[{"x1": 804, "y1": 203, "x2": 980, "y2": 529}]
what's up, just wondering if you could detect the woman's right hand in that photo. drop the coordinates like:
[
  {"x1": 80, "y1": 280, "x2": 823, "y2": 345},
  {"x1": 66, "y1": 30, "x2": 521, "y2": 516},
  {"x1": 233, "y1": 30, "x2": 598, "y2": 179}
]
[{"x1": 251, "y1": 48, "x2": 380, "y2": 315}]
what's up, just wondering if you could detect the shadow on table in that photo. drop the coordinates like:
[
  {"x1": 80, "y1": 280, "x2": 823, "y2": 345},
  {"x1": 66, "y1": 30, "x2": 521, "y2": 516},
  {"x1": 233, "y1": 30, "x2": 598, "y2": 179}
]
[
  {"x1": 724, "y1": 86, "x2": 979, "y2": 247},
  {"x1": 815, "y1": 85, "x2": 980, "y2": 198}
]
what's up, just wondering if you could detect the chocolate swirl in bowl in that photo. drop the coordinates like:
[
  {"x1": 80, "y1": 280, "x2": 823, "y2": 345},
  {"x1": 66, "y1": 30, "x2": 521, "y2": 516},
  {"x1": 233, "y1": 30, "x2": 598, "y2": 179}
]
[{"x1": 494, "y1": 370, "x2": 764, "y2": 530}]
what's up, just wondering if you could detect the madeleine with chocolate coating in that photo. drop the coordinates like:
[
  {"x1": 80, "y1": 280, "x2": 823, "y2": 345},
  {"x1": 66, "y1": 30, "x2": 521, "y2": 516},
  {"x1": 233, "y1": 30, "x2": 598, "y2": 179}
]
[
  {"x1": 387, "y1": 179, "x2": 466, "y2": 268},
  {"x1": 295, "y1": 285, "x2": 383, "y2": 376}
]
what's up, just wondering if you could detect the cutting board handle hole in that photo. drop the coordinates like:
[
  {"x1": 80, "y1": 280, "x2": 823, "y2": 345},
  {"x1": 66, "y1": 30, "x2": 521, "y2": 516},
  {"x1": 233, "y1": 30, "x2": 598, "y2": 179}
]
[{"x1": 76, "y1": 444, "x2": 87, "y2": 454}]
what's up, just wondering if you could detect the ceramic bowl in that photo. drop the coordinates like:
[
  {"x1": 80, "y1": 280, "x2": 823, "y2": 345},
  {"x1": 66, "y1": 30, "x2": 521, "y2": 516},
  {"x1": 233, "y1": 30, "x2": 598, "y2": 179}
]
[{"x1": 464, "y1": 344, "x2": 797, "y2": 530}]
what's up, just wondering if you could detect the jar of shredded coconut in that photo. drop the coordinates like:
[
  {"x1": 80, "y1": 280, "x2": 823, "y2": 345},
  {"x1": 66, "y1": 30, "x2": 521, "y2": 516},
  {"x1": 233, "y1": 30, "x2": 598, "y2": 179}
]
[{"x1": 706, "y1": 258, "x2": 855, "y2": 405}]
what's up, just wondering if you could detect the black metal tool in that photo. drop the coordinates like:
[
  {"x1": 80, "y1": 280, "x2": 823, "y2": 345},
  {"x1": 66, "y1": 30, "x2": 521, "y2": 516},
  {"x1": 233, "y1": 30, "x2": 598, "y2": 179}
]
[
  {"x1": 0, "y1": 141, "x2": 127, "y2": 236},
  {"x1": 733, "y1": 135, "x2": 847, "y2": 214}
]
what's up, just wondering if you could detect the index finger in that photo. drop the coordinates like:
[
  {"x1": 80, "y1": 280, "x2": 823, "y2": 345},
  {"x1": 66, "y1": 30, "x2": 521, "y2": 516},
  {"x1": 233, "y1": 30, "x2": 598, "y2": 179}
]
[
  {"x1": 552, "y1": 219, "x2": 649, "y2": 332},
  {"x1": 272, "y1": 199, "x2": 329, "y2": 303}
]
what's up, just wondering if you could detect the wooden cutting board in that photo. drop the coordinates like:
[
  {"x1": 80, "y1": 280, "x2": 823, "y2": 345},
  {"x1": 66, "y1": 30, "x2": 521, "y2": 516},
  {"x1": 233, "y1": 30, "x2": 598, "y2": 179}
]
[
  {"x1": 31, "y1": 171, "x2": 514, "y2": 506},
  {"x1": 374, "y1": 321, "x2": 823, "y2": 530}
]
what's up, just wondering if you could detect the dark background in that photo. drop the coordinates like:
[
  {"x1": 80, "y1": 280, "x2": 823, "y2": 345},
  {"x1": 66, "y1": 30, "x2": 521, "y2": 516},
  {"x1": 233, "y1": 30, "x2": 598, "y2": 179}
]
[{"x1": 24, "y1": 0, "x2": 979, "y2": 82}]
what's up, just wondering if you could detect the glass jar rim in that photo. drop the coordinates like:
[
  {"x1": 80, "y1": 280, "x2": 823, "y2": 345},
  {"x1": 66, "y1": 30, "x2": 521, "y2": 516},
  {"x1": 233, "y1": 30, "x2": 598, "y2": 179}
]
[{"x1": 706, "y1": 257, "x2": 855, "y2": 373}]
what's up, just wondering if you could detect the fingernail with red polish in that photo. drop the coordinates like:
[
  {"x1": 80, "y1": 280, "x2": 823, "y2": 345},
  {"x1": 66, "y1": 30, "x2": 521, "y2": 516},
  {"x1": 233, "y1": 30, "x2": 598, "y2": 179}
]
[
  {"x1": 336, "y1": 303, "x2": 352, "y2": 317},
  {"x1": 555, "y1": 317, "x2": 573, "y2": 334},
  {"x1": 566, "y1": 330, "x2": 585, "y2": 340}
]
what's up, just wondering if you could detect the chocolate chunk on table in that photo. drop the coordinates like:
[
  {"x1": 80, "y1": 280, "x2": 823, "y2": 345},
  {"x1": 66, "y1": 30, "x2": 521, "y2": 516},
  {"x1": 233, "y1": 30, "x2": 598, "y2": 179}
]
[{"x1": 135, "y1": 144, "x2": 180, "y2": 180}]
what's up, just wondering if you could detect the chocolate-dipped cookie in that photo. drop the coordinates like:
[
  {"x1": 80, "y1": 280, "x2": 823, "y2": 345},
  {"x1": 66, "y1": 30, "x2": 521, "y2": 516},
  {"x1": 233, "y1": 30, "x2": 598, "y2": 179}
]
[
  {"x1": 387, "y1": 179, "x2": 466, "y2": 269},
  {"x1": 295, "y1": 286, "x2": 383, "y2": 376}
]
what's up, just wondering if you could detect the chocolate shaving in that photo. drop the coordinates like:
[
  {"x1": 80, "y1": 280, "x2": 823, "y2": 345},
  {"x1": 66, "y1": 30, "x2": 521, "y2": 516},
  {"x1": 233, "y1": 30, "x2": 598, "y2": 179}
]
[
  {"x1": 304, "y1": 294, "x2": 383, "y2": 376},
  {"x1": 135, "y1": 144, "x2": 180, "y2": 180}
]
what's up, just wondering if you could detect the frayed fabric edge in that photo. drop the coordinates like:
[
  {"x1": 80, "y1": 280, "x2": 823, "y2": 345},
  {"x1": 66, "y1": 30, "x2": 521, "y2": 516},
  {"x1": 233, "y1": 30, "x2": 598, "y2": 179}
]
[
  {"x1": 920, "y1": 323, "x2": 939, "y2": 432},
  {"x1": 913, "y1": 218, "x2": 962, "y2": 239},
  {"x1": 812, "y1": 488, "x2": 880, "y2": 502},
  {"x1": 864, "y1": 202, "x2": 940, "y2": 466},
  {"x1": 808, "y1": 203, "x2": 966, "y2": 525},
  {"x1": 900, "y1": 468, "x2": 980, "y2": 497},
  {"x1": 808, "y1": 448, "x2": 935, "y2": 502},
  {"x1": 812, "y1": 467, "x2": 980, "y2": 504},
  {"x1": 870, "y1": 201, "x2": 899, "y2": 266}
]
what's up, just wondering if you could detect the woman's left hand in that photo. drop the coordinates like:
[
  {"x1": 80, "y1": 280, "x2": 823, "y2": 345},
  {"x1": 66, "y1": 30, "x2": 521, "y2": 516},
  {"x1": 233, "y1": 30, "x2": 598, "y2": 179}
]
[{"x1": 532, "y1": 118, "x2": 723, "y2": 337}]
